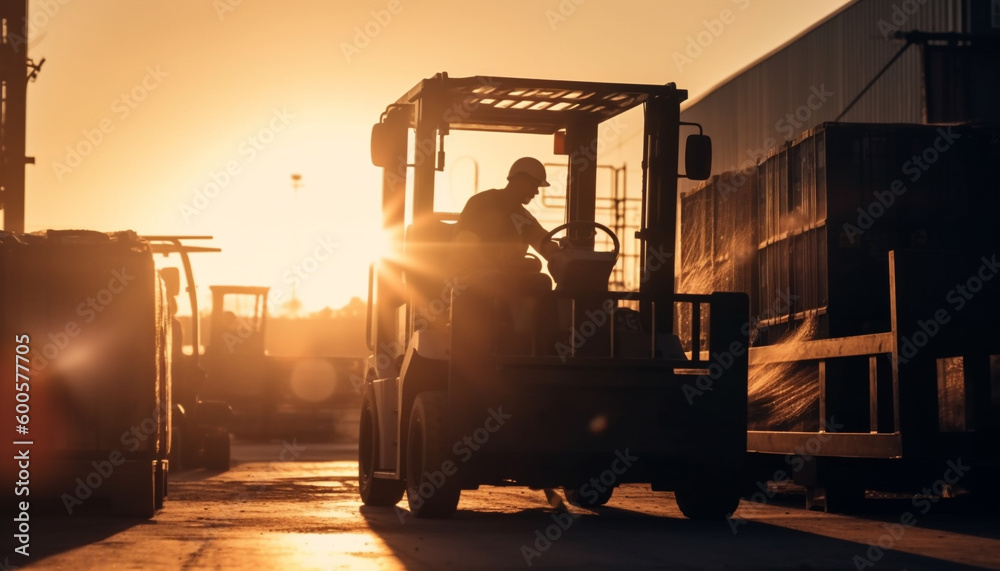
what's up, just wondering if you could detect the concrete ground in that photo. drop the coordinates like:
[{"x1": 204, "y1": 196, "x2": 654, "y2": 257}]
[{"x1": 6, "y1": 439, "x2": 1000, "y2": 570}]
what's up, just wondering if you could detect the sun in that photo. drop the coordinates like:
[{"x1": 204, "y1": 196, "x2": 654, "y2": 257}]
[{"x1": 355, "y1": 224, "x2": 395, "y2": 266}]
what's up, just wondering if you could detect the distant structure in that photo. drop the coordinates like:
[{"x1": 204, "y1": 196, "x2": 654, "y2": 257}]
[
  {"x1": 285, "y1": 173, "x2": 304, "y2": 316},
  {"x1": 0, "y1": 0, "x2": 37, "y2": 233},
  {"x1": 680, "y1": 0, "x2": 1000, "y2": 188}
]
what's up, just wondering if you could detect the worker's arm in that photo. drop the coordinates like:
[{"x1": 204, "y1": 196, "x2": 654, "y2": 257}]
[
  {"x1": 535, "y1": 237, "x2": 560, "y2": 260},
  {"x1": 518, "y1": 211, "x2": 560, "y2": 261},
  {"x1": 529, "y1": 227, "x2": 560, "y2": 261},
  {"x1": 533, "y1": 228, "x2": 572, "y2": 283}
]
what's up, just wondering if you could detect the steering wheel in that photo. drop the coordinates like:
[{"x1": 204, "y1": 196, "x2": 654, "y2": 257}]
[{"x1": 542, "y1": 221, "x2": 620, "y2": 258}]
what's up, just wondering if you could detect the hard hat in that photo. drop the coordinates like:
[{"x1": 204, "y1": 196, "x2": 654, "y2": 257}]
[{"x1": 507, "y1": 157, "x2": 550, "y2": 187}]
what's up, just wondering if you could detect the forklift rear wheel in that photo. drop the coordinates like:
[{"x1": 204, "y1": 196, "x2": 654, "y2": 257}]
[
  {"x1": 113, "y1": 463, "x2": 157, "y2": 518},
  {"x1": 181, "y1": 428, "x2": 202, "y2": 470},
  {"x1": 406, "y1": 391, "x2": 461, "y2": 518},
  {"x1": 819, "y1": 483, "x2": 866, "y2": 514},
  {"x1": 675, "y1": 479, "x2": 740, "y2": 521},
  {"x1": 563, "y1": 485, "x2": 613, "y2": 507},
  {"x1": 359, "y1": 390, "x2": 405, "y2": 506},
  {"x1": 205, "y1": 432, "x2": 231, "y2": 471},
  {"x1": 154, "y1": 460, "x2": 167, "y2": 510}
]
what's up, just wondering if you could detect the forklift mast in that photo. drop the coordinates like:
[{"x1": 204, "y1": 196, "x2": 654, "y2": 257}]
[{"x1": 144, "y1": 235, "x2": 221, "y2": 359}]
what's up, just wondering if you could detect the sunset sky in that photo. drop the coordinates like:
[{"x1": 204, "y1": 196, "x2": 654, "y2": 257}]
[{"x1": 18, "y1": 0, "x2": 851, "y2": 314}]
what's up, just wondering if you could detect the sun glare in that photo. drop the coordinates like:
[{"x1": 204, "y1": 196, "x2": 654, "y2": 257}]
[{"x1": 356, "y1": 224, "x2": 394, "y2": 266}]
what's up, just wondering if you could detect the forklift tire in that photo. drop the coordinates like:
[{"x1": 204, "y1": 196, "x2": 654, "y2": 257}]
[
  {"x1": 359, "y1": 390, "x2": 405, "y2": 506},
  {"x1": 113, "y1": 462, "x2": 157, "y2": 518},
  {"x1": 820, "y1": 484, "x2": 866, "y2": 514},
  {"x1": 182, "y1": 429, "x2": 203, "y2": 470},
  {"x1": 563, "y1": 485, "x2": 613, "y2": 507},
  {"x1": 154, "y1": 461, "x2": 167, "y2": 510},
  {"x1": 406, "y1": 391, "x2": 461, "y2": 518},
  {"x1": 674, "y1": 480, "x2": 741, "y2": 521},
  {"x1": 205, "y1": 432, "x2": 231, "y2": 471}
]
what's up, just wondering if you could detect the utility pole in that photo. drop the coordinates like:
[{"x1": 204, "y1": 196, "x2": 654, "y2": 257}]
[
  {"x1": 1, "y1": 0, "x2": 37, "y2": 233},
  {"x1": 285, "y1": 173, "x2": 304, "y2": 316}
]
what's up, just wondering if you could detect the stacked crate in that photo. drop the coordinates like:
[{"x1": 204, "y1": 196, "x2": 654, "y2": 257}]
[
  {"x1": 682, "y1": 122, "x2": 1000, "y2": 343},
  {"x1": 680, "y1": 122, "x2": 1000, "y2": 433}
]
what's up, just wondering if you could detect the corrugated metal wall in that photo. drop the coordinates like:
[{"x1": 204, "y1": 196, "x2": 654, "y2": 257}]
[{"x1": 680, "y1": 0, "x2": 965, "y2": 190}]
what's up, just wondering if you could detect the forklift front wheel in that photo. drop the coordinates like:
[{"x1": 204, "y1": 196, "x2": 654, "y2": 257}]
[
  {"x1": 563, "y1": 485, "x2": 613, "y2": 507},
  {"x1": 405, "y1": 391, "x2": 461, "y2": 518},
  {"x1": 674, "y1": 479, "x2": 741, "y2": 521},
  {"x1": 154, "y1": 460, "x2": 167, "y2": 510},
  {"x1": 204, "y1": 432, "x2": 231, "y2": 472}
]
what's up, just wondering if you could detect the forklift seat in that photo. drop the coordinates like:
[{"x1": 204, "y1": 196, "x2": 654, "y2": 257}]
[{"x1": 404, "y1": 216, "x2": 459, "y2": 326}]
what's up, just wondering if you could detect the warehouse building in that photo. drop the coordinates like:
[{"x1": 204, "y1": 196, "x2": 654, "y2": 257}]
[{"x1": 680, "y1": 0, "x2": 1000, "y2": 186}]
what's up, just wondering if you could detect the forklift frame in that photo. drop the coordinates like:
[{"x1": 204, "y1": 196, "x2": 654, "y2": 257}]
[{"x1": 360, "y1": 73, "x2": 749, "y2": 519}]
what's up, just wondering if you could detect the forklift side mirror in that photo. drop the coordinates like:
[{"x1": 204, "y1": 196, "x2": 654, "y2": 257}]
[
  {"x1": 684, "y1": 134, "x2": 712, "y2": 181},
  {"x1": 160, "y1": 267, "x2": 180, "y2": 298},
  {"x1": 371, "y1": 122, "x2": 394, "y2": 168}
]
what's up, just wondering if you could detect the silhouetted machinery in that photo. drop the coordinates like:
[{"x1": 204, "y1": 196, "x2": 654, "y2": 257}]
[
  {"x1": 357, "y1": 73, "x2": 749, "y2": 519},
  {"x1": 680, "y1": 122, "x2": 1000, "y2": 509},
  {"x1": 199, "y1": 285, "x2": 365, "y2": 437},
  {"x1": 144, "y1": 236, "x2": 233, "y2": 472},
  {"x1": 1, "y1": 230, "x2": 172, "y2": 516},
  {"x1": 199, "y1": 285, "x2": 274, "y2": 436}
]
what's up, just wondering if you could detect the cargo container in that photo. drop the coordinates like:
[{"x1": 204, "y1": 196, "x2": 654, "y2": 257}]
[
  {"x1": 1, "y1": 230, "x2": 170, "y2": 517},
  {"x1": 680, "y1": 122, "x2": 1000, "y2": 508}
]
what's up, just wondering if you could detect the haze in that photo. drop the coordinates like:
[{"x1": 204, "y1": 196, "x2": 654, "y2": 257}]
[{"x1": 20, "y1": 0, "x2": 851, "y2": 313}]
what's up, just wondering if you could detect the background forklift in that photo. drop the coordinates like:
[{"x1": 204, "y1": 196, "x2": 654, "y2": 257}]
[
  {"x1": 199, "y1": 285, "x2": 275, "y2": 437},
  {"x1": 199, "y1": 285, "x2": 365, "y2": 438},
  {"x1": 145, "y1": 236, "x2": 233, "y2": 471},
  {"x1": 358, "y1": 73, "x2": 749, "y2": 519}
]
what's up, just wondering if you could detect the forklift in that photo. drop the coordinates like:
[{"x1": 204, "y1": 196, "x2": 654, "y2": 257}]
[
  {"x1": 199, "y1": 284, "x2": 275, "y2": 437},
  {"x1": 145, "y1": 236, "x2": 233, "y2": 471},
  {"x1": 358, "y1": 73, "x2": 749, "y2": 519}
]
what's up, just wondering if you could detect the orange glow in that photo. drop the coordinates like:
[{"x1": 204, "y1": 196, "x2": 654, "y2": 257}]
[{"x1": 18, "y1": 1, "x2": 852, "y2": 313}]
